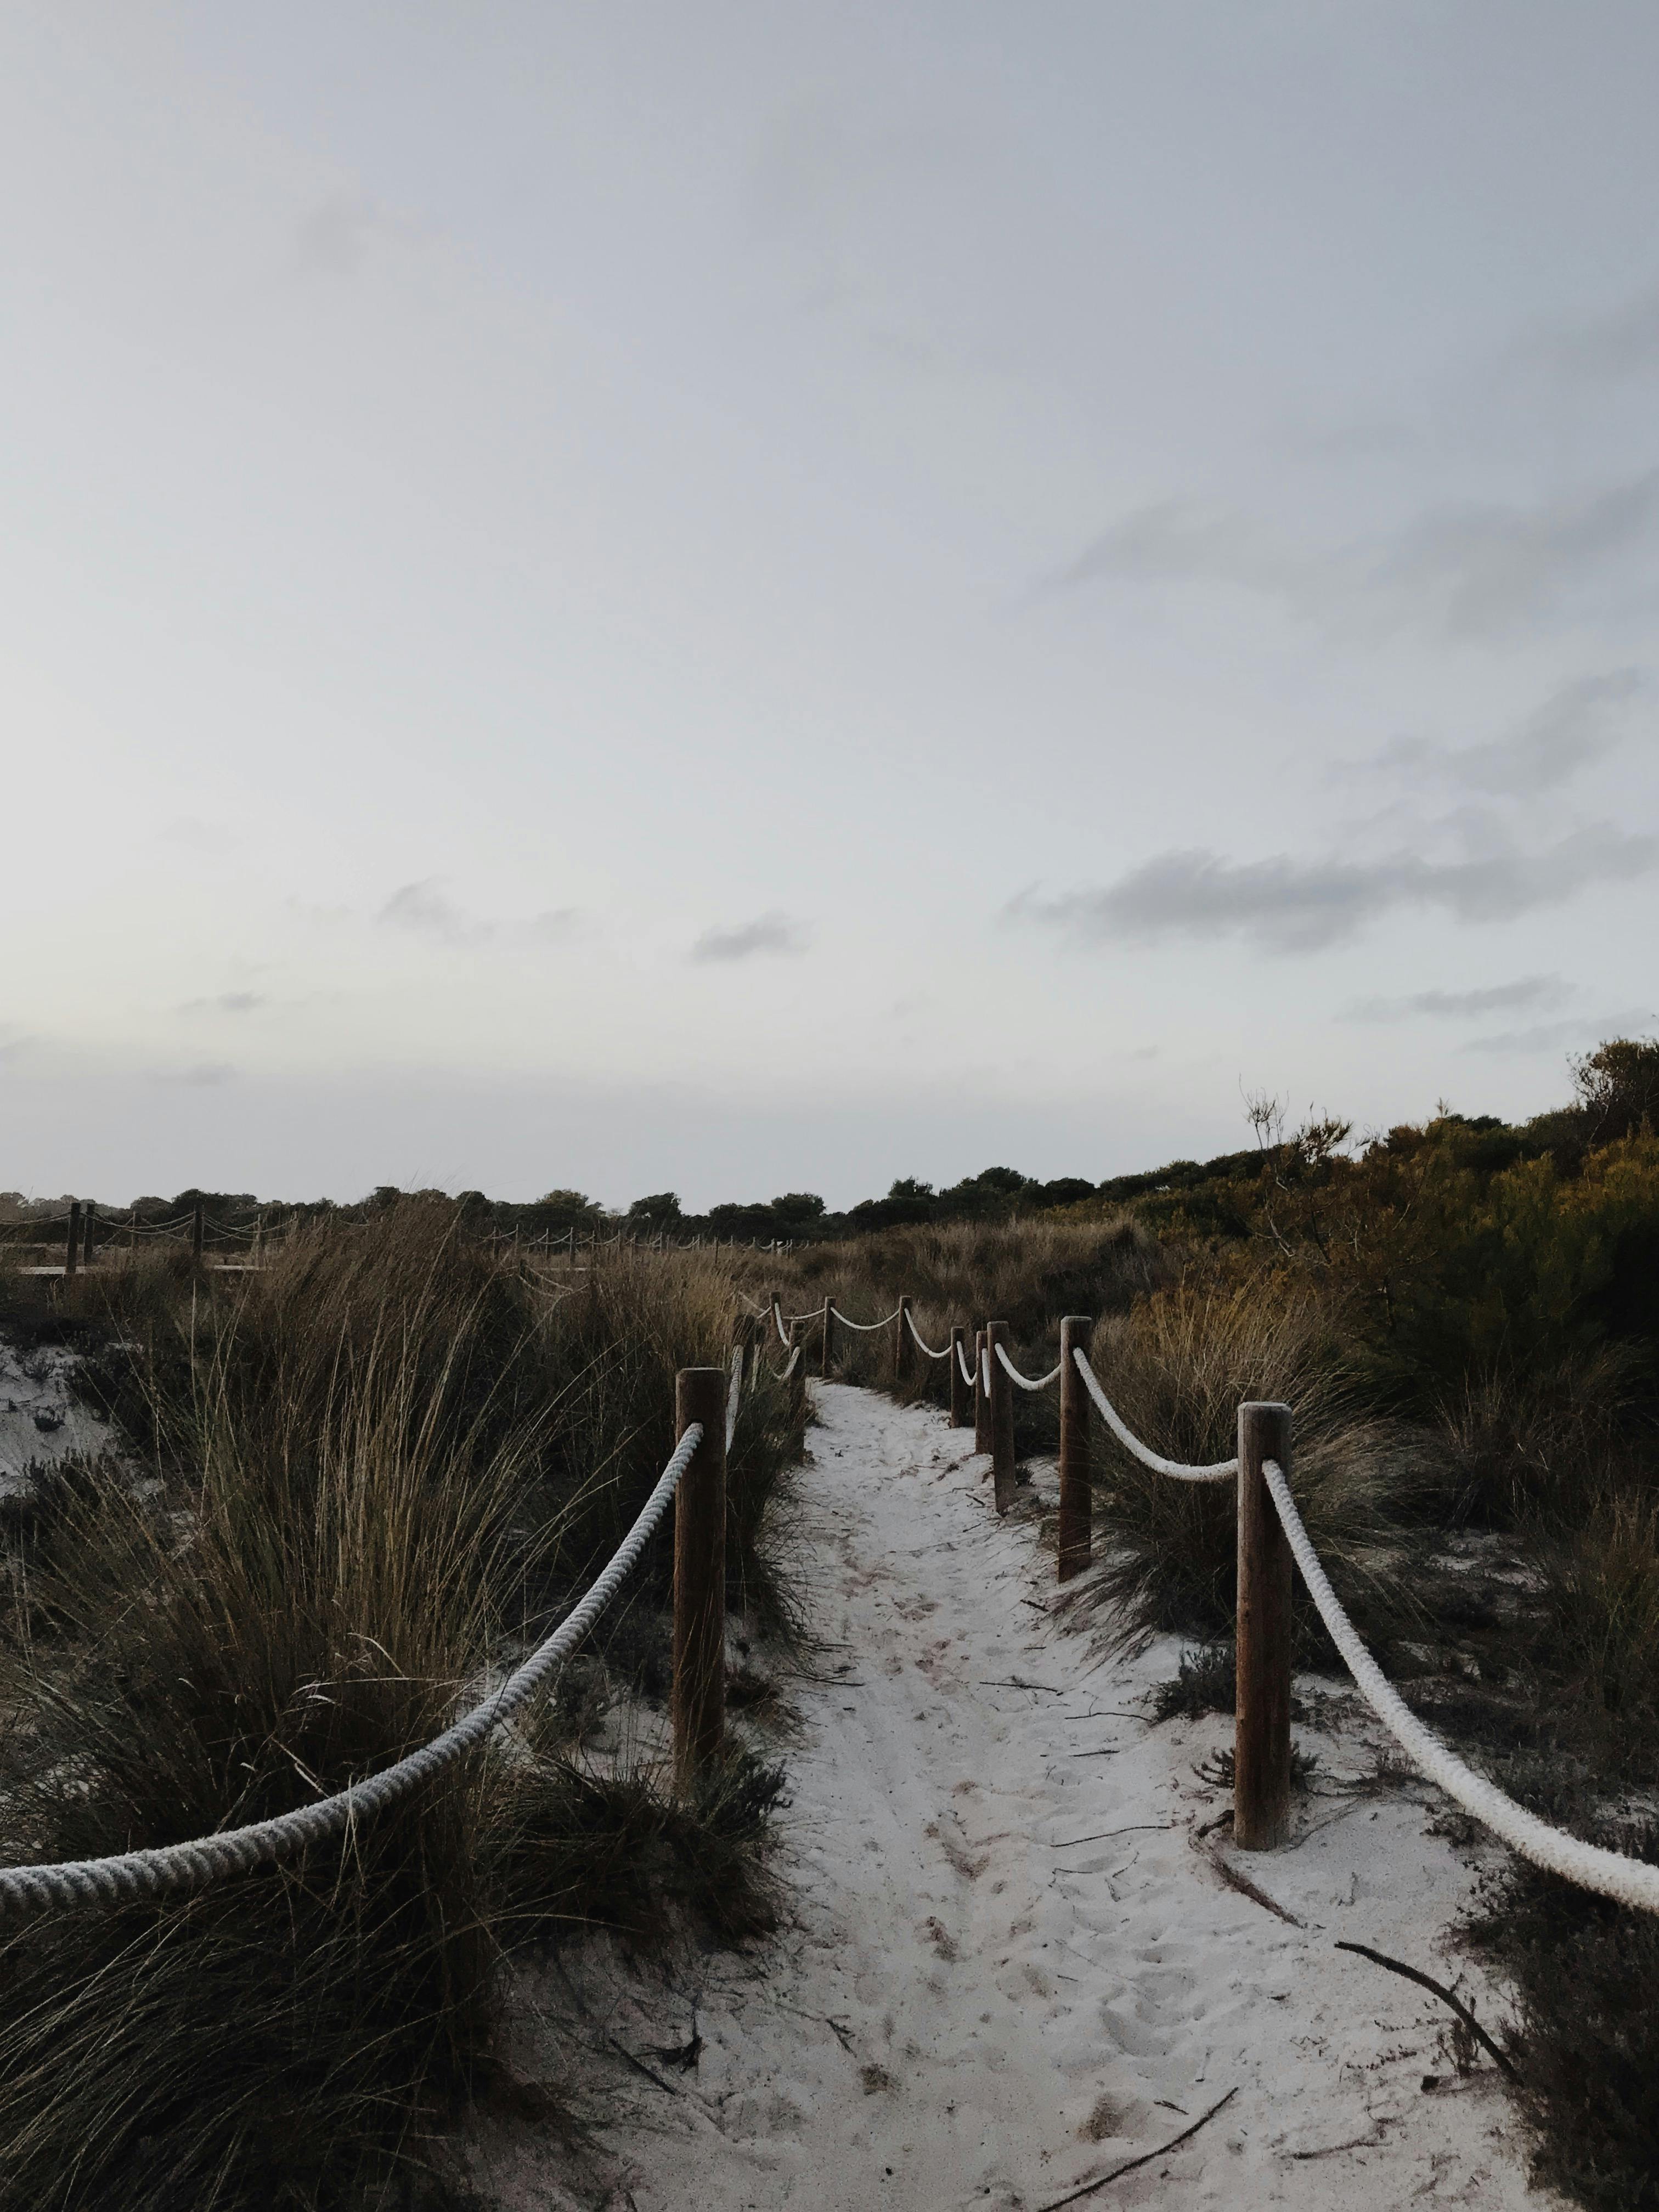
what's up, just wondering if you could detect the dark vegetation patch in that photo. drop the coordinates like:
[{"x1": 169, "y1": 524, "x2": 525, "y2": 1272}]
[{"x1": 0, "y1": 1209, "x2": 799, "y2": 2210}]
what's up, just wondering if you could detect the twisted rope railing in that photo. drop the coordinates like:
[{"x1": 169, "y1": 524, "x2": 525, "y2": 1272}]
[
  {"x1": 832, "y1": 1305, "x2": 905, "y2": 1334},
  {"x1": 1071, "y1": 1348, "x2": 1237, "y2": 1481},
  {"x1": 1261, "y1": 1459, "x2": 1659, "y2": 1912},
  {"x1": 957, "y1": 1337, "x2": 979, "y2": 1387},
  {"x1": 904, "y1": 1310, "x2": 952, "y2": 1361},
  {"x1": 994, "y1": 1343, "x2": 1061, "y2": 1392},
  {"x1": 0, "y1": 1424, "x2": 703, "y2": 1921}
]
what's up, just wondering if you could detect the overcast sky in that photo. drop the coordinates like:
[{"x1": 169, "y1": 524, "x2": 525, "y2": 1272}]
[{"x1": 5, "y1": 4, "x2": 1658, "y2": 1205}]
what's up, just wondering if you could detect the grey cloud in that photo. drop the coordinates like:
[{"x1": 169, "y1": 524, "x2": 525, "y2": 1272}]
[
  {"x1": 525, "y1": 907, "x2": 584, "y2": 945},
  {"x1": 1462, "y1": 1009, "x2": 1657, "y2": 1056},
  {"x1": 1044, "y1": 475, "x2": 1659, "y2": 640},
  {"x1": 151, "y1": 1062, "x2": 237, "y2": 1087},
  {"x1": 1344, "y1": 975, "x2": 1571, "y2": 1023},
  {"x1": 691, "y1": 911, "x2": 811, "y2": 963},
  {"x1": 380, "y1": 879, "x2": 490, "y2": 947},
  {"x1": 1363, "y1": 671, "x2": 1646, "y2": 798},
  {"x1": 1366, "y1": 475, "x2": 1659, "y2": 640},
  {"x1": 1516, "y1": 286, "x2": 1659, "y2": 385},
  {"x1": 179, "y1": 991, "x2": 267, "y2": 1015},
  {"x1": 1012, "y1": 825, "x2": 1658, "y2": 955},
  {"x1": 294, "y1": 193, "x2": 412, "y2": 277}
]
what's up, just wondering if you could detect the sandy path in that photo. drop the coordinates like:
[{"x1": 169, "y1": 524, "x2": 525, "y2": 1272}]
[{"x1": 481, "y1": 1381, "x2": 1549, "y2": 2211}]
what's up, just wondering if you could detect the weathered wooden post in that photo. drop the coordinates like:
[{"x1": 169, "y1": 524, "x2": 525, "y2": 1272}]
[
  {"x1": 820, "y1": 1296, "x2": 837, "y2": 1379},
  {"x1": 973, "y1": 1328, "x2": 990, "y2": 1455},
  {"x1": 988, "y1": 1319, "x2": 1016, "y2": 1514},
  {"x1": 1057, "y1": 1316, "x2": 1093, "y2": 1581},
  {"x1": 82, "y1": 1204, "x2": 97, "y2": 1271},
  {"x1": 191, "y1": 1199, "x2": 205, "y2": 1263},
  {"x1": 673, "y1": 1367, "x2": 727, "y2": 1791},
  {"x1": 787, "y1": 1319, "x2": 806, "y2": 1455},
  {"x1": 949, "y1": 1324, "x2": 971, "y2": 1427},
  {"x1": 894, "y1": 1294, "x2": 915, "y2": 1389},
  {"x1": 64, "y1": 1201, "x2": 80, "y2": 1278},
  {"x1": 1235, "y1": 1401, "x2": 1293, "y2": 1851}
]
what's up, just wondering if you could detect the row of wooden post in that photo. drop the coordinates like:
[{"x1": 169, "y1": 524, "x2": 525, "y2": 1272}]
[
  {"x1": 61, "y1": 1199, "x2": 207, "y2": 1274},
  {"x1": 799, "y1": 1293, "x2": 1295, "y2": 1854}
]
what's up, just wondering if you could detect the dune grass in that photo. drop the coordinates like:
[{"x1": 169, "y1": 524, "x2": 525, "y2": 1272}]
[{"x1": 0, "y1": 1207, "x2": 795, "y2": 2210}]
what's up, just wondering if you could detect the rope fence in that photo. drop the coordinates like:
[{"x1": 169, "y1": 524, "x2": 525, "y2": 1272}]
[
  {"x1": 788, "y1": 1288, "x2": 1659, "y2": 1914},
  {"x1": 7, "y1": 1273, "x2": 1657, "y2": 1942}
]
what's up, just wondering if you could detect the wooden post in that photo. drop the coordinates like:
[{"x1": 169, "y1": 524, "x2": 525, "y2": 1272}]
[
  {"x1": 949, "y1": 1324, "x2": 970, "y2": 1428},
  {"x1": 191, "y1": 1199, "x2": 205, "y2": 1263},
  {"x1": 64, "y1": 1201, "x2": 80, "y2": 1278},
  {"x1": 787, "y1": 1320, "x2": 806, "y2": 1456},
  {"x1": 973, "y1": 1328, "x2": 990, "y2": 1455},
  {"x1": 820, "y1": 1296, "x2": 836, "y2": 1379},
  {"x1": 988, "y1": 1319, "x2": 1016, "y2": 1514},
  {"x1": 82, "y1": 1203, "x2": 97, "y2": 1271},
  {"x1": 894, "y1": 1294, "x2": 915, "y2": 1389},
  {"x1": 673, "y1": 1367, "x2": 727, "y2": 1791},
  {"x1": 1057, "y1": 1316, "x2": 1092, "y2": 1581},
  {"x1": 1235, "y1": 1401, "x2": 1293, "y2": 1851}
]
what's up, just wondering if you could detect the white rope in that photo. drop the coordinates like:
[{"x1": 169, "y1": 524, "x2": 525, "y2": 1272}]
[
  {"x1": 957, "y1": 1338, "x2": 979, "y2": 1387},
  {"x1": 1071, "y1": 1348, "x2": 1237, "y2": 1482},
  {"x1": 835, "y1": 1306, "x2": 904, "y2": 1334},
  {"x1": 774, "y1": 1343, "x2": 804, "y2": 1381},
  {"x1": 771, "y1": 1300, "x2": 792, "y2": 1347},
  {"x1": 1263, "y1": 1459, "x2": 1659, "y2": 1914},
  {"x1": 0, "y1": 1424, "x2": 704, "y2": 1921},
  {"x1": 904, "y1": 1310, "x2": 951, "y2": 1360},
  {"x1": 725, "y1": 1347, "x2": 744, "y2": 1452},
  {"x1": 994, "y1": 1343, "x2": 1061, "y2": 1392}
]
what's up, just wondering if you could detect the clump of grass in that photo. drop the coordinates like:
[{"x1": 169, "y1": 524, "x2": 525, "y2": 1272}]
[
  {"x1": 1531, "y1": 1489, "x2": 1659, "y2": 1762},
  {"x1": 0, "y1": 1205, "x2": 792, "y2": 2210},
  {"x1": 1466, "y1": 1826, "x2": 1659, "y2": 2211},
  {"x1": 1153, "y1": 1639, "x2": 1235, "y2": 1722},
  {"x1": 1079, "y1": 1270, "x2": 1419, "y2": 1652}
]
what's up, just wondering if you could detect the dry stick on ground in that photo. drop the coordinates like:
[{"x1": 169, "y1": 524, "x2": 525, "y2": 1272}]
[
  {"x1": 606, "y1": 2038, "x2": 683, "y2": 2098},
  {"x1": 1334, "y1": 1942, "x2": 1520, "y2": 2082},
  {"x1": 1035, "y1": 2087, "x2": 1239, "y2": 2211},
  {"x1": 1204, "y1": 1844, "x2": 1306, "y2": 1927},
  {"x1": 1052, "y1": 1822, "x2": 1176, "y2": 1849}
]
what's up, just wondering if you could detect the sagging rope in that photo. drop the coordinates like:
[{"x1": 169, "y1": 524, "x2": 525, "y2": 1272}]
[
  {"x1": 1071, "y1": 1348, "x2": 1236, "y2": 1482},
  {"x1": 957, "y1": 1338, "x2": 979, "y2": 1388},
  {"x1": 833, "y1": 1306, "x2": 905, "y2": 1334},
  {"x1": 1263, "y1": 1458, "x2": 1659, "y2": 1914},
  {"x1": 994, "y1": 1343, "x2": 1061, "y2": 1392},
  {"x1": 904, "y1": 1310, "x2": 952, "y2": 1361},
  {"x1": 0, "y1": 1425, "x2": 704, "y2": 1921}
]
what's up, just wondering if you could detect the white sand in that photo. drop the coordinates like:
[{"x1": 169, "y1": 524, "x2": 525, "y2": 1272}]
[
  {"x1": 471, "y1": 1380, "x2": 1553, "y2": 2211},
  {"x1": 0, "y1": 1336, "x2": 111, "y2": 1495}
]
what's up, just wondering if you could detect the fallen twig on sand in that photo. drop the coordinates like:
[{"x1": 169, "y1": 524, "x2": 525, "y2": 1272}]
[
  {"x1": 1334, "y1": 1942, "x2": 1520, "y2": 2082},
  {"x1": 1204, "y1": 1847, "x2": 1305, "y2": 1927},
  {"x1": 1290, "y1": 2124, "x2": 1388, "y2": 2159},
  {"x1": 1052, "y1": 1822, "x2": 1175, "y2": 1849},
  {"x1": 978, "y1": 1677, "x2": 1066, "y2": 1694},
  {"x1": 606, "y1": 2038, "x2": 682, "y2": 2097},
  {"x1": 1035, "y1": 2086, "x2": 1239, "y2": 2209}
]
